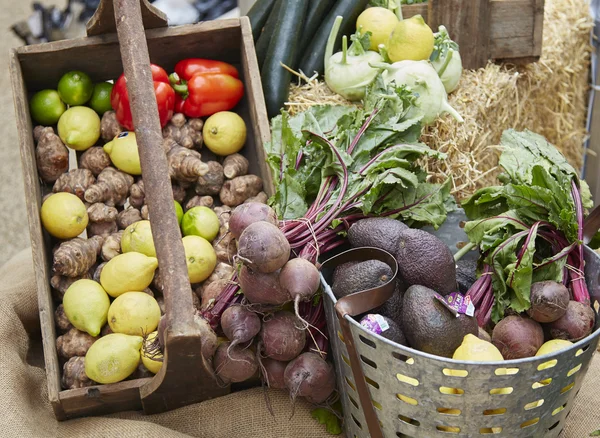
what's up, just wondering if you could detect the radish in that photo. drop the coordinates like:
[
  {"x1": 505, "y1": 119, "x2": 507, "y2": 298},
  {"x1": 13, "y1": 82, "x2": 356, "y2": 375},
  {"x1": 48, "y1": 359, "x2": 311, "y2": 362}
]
[
  {"x1": 221, "y1": 305, "x2": 261, "y2": 348},
  {"x1": 260, "y1": 358, "x2": 289, "y2": 389},
  {"x1": 279, "y1": 258, "x2": 321, "y2": 322},
  {"x1": 260, "y1": 311, "x2": 306, "y2": 361},
  {"x1": 237, "y1": 221, "x2": 290, "y2": 273},
  {"x1": 284, "y1": 352, "x2": 336, "y2": 404},
  {"x1": 213, "y1": 341, "x2": 258, "y2": 383},
  {"x1": 239, "y1": 266, "x2": 291, "y2": 305},
  {"x1": 229, "y1": 202, "x2": 278, "y2": 239}
]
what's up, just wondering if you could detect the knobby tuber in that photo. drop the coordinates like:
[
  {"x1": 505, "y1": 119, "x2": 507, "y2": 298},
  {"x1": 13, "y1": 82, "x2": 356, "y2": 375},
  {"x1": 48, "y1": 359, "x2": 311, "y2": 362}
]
[
  {"x1": 128, "y1": 363, "x2": 154, "y2": 380},
  {"x1": 162, "y1": 113, "x2": 203, "y2": 149},
  {"x1": 244, "y1": 192, "x2": 268, "y2": 204},
  {"x1": 167, "y1": 146, "x2": 209, "y2": 184},
  {"x1": 33, "y1": 125, "x2": 49, "y2": 142},
  {"x1": 152, "y1": 268, "x2": 164, "y2": 295},
  {"x1": 172, "y1": 183, "x2": 186, "y2": 203},
  {"x1": 53, "y1": 236, "x2": 103, "y2": 277},
  {"x1": 195, "y1": 161, "x2": 224, "y2": 196},
  {"x1": 35, "y1": 126, "x2": 69, "y2": 183},
  {"x1": 101, "y1": 231, "x2": 123, "y2": 261},
  {"x1": 94, "y1": 262, "x2": 107, "y2": 283},
  {"x1": 219, "y1": 175, "x2": 263, "y2": 207},
  {"x1": 141, "y1": 205, "x2": 149, "y2": 220},
  {"x1": 85, "y1": 167, "x2": 134, "y2": 207},
  {"x1": 56, "y1": 328, "x2": 97, "y2": 359},
  {"x1": 156, "y1": 295, "x2": 166, "y2": 315},
  {"x1": 51, "y1": 273, "x2": 91, "y2": 300},
  {"x1": 87, "y1": 202, "x2": 118, "y2": 237},
  {"x1": 79, "y1": 146, "x2": 111, "y2": 176},
  {"x1": 207, "y1": 263, "x2": 235, "y2": 285},
  {"x1": 101, "y1": 110, "x2": 122, "y2": 143},
  {"x1": 53, "y1": 169, "x2": 96, "y2": 201},
  {"x1": 55, "y1": 304, "x2": 74, "y2": 333},
  {"x1": 214, "y1": 232, "x2": 236, "y2": 264},
  {"x1": 101, "y1": 324, "x2": 113, "y2": 337},
  {"x1": 192, "y1": 291, "x2": 202, "y2": 312},
  {"x1": 62, "y1": 357, "x2": 95, "y2": 390},
  {"x1": 128, "y1": 179, "x2": 145, "y2": 209},
  {"x1": 117, "y1": 208, "x2": 142, "y2": 230},
  {"x1": 223, "y1": 153, "x2": 249, "y2": 179},
  {"x1": 213, "y1": 206, "x2": 232, "y2": 229},
  {"x1": 186, "y1": 195, "x2": 214, "y2": 211},
  {"x1": 201, "y1": 279, "x2": 228, "y2": 311}
]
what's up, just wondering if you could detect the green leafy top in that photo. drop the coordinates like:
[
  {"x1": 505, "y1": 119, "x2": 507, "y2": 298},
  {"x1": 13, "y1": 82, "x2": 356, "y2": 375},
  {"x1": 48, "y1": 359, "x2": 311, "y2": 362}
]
[{"x1": 430, "y1": 25, "x2": 459, "y2": 63}]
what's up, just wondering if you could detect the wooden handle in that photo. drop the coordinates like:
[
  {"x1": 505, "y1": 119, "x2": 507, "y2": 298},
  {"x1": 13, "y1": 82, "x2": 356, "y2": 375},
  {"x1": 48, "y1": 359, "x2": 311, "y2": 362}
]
[
  {"x1": 111, "y1": 0, "x2": 228, "y2": 413},
  {"x1": 87, "y1": 0, "x2": 167, "y2": 36}
]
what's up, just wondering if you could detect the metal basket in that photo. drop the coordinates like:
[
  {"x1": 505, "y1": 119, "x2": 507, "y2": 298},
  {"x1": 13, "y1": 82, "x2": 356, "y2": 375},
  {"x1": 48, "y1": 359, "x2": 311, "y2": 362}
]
[{"x1": 320, "y1": 212, "x2": 600, "y2": 438}]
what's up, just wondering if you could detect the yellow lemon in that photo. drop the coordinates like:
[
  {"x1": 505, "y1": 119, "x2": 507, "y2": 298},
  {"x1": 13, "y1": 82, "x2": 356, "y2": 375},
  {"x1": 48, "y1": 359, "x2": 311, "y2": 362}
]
[
  {"x1": 100, "y1": 252, "x2": 158, "y2": 297},
  {"x1": 40, "y1": 192, "x2": 89, "y2": 239},
  {"x1": 536, "y1": 339, "x2": 573, "y2": 357},
  {"x1": 108, "y1": 291, "x2": 161, "y2": 336},
  {"x1": 182, "y1": 235, "x2": 217, "y2": 283},
  {"x1": 103, "y1": 132, "x2": 142, "y2": 175},
  {"x1": 387, "y1": 15, "x2": 434, "y2": 62},
  {"x1": 121, "y1": 220, "x2": 156, "y2": 257},
  {"x1": 85, "y1": 333, "x2": 142, "y2": 384},
  {"x1": 356, "y1": 7, "x2": 398, "y2": 52},
  {"x1": 453, "y1": 334, "x2": 504, "y2": 362},
  {"x1": 57, "y1": 106, "x2": 101, "y2": 151},
  {"x1": 203, "y1": 111, "x2": 247, "y2": 156},
  {"x1": 141, "y1": 331, "x2": 163, "y2": 374},
  {"x1": 63, "y1": 279, "x2": 110, "y2": 337}
]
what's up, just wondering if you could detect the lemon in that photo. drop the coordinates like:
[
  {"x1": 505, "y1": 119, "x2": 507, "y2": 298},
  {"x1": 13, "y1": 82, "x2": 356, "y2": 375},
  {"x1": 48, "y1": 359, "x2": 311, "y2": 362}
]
[
  {"x1": 174, "y1": 201, "x2": 184, "y2": 226},
  {"x1": 356, "y1": 7, "x2": 398, "y2": 52},
  {"x1": 57, "y1": 106, "x2": 101, "y2": 151},
  {"x1": 85, "y1": 333, "x2": 143, "y2": 384},
  {"x1": 103, "y1": 132, "x2": 142, "y2": 175},
  {"x1": 453, "y1": 334, "x2": 504, "y2": 362},
  {"x1": 181, "y1": 206, "x2": 220, "y2": 242},
  {"x1": 40, "y1": 192, "x2": 89, "y2": 239},
  {"x1": 387, "y1": 15, "x2": 435, "y2": 62},
  {"x1": 536, "y1": 339, "x2": 573, "y2": 357},
  {"x1": 100, "y1": 252, "x2": 158, "y2": 297},
  {"x1": 63, "y1": 279, "x2": 110, "y2": 337},
  {"x1": 108, "y1": 291, "x2": 161, "y2": 336},
  {"x1": 203, "y1": 111, "x2": 247, "y2": 156},
  {"x1": 121, "y1": 220, "x2": 156, "y2": 257},
  {"x1": 141, "y1": 331, "x2": 163, "y2": 374},
  {"x1": 182, "y1": 235, "x2": 217, "y2": 283}
]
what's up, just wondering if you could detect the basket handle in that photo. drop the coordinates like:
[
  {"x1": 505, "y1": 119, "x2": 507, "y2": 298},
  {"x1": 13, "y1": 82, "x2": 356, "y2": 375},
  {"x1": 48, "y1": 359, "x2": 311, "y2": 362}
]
[
  {"x1": 86, "y1": 0, "x2": 167, "y2": 36},
  {"x1": 320, "y1": 247, "x2": 399, "y2": 438},
  {"x1": 109, "y1": 0, "x2": 228, "y2": 413}
]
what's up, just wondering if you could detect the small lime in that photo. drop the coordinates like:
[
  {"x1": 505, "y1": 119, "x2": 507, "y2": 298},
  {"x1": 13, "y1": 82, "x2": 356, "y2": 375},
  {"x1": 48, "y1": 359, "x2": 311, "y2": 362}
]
[
  {"x1": 89, "y1": 82, "x2": 114, "y2": 115},
  {"x1": 181, "y1": 206, "x2": 220, "y2": 242},
  {"x1": 174, "y1": 201, "x2": 184, "y2": 226},
  {"x1": 58, "y1": 71, "x2": 94, "y2": 106},
  {"x1": 30, "y1": 90, "x2": 66, "y2": 125}
]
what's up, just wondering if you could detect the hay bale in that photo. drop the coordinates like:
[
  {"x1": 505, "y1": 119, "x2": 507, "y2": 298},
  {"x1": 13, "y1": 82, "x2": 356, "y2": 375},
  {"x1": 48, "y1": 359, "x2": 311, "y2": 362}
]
[{"x1": 285, "y1": 0, "x2": 592, "y2": 200}]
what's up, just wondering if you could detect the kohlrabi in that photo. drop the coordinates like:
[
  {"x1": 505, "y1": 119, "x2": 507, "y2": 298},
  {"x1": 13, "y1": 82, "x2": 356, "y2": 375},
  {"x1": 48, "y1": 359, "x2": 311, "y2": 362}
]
[
  {"x1": 324, "y1": 16, "x2": 383, "y2": 102},
  {"x1": 430, "y1": 25, "x2": 463, "y2": 94},
  {"x1": 373, "y1": 59, "x2": 463, "y2": 125}
]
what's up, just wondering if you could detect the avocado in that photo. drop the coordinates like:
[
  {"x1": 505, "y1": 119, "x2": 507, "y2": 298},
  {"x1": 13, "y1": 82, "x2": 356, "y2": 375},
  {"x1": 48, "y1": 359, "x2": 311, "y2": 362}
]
[
  {"x1": 400, "y1": 285, "x2": 478, "y2": 358},
  {"x1": 372, "y1": 280, "x2": 404, "y2": 323},
  {"x1": 395, "y1": 228, "x2": 457, "y2": 296},
  {"x1": 359, "y1": 314, "x2": 407, "y2": 345},
  {"x1": 456, "y1": 259, "x2": 478, "y2": 294},
  {"x1": 331, "y1": 260, "x2": 393, "y2": 299},
  {"x1": 348, "y1": 217, "x2": 408, "y2": 255}
]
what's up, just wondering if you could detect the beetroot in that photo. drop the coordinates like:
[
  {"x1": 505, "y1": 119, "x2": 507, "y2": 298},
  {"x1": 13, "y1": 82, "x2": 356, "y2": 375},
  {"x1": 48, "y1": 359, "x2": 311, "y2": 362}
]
[
  {"x1": 546, "y1": 301, "x2": 595, "y2": 341},
  {"x1": 260, "y1": 358, "x2": 288, "y2": 389},
  {"x1": 492, "y1": 315, "x2": 544, "y2": 359},
  {"x1": 284, "y1": 352, "x2": 336, "y2": 404},
  {"x1": 237, "y1": 221, "x2": 290, "y2": 273},
  {"x1": 229, "y1": 202, "x2": 278, "y2": 239},
  {"x1": 527, "y1": 281, "x2": 569, "y2": 323},
  {"x1": 213, "y1": 341, "x2": 258, "y2": 383},
  {"x1": 239, "y1": 266, "x2": 291, "y2": 305},
  {"x1": 221, "y1": 305, "x2": 261, "y2": 347},
  {"x1": 279, "y1": 258, "x2": 321, "y2": 320},
  {"x1": 260, "y1": 311, "x2": 306, "y2": 361}
]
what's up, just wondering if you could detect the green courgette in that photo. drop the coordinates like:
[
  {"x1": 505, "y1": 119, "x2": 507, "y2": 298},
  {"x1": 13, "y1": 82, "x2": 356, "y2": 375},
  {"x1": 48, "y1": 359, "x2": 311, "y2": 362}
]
[
  {"x1": 255, "y1": 0, "x2": 282, "y2": 68},
  {"x1": 298, "y1": 0, "x2": 370, "y2": 76},
  {"x1": 297, "y1": 0, "x2": 336, "y2": 66},
  {"x1": 261, "y1": 0, "x2": 309, "y2": 119},
  {"x1": 247, "y1": 0, "x2": 277, "y2": 41}
]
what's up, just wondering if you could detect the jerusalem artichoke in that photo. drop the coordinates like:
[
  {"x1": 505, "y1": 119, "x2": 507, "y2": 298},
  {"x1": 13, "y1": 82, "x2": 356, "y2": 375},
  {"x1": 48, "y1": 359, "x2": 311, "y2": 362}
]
[
  {"x1": 86, "y1": 203, "x2": 118, "y2": 238},
  {"x1": 201, "y1": 279, "x2": 228, "y2": 311},
  {"x1": 55, "y1": 304, "x2": 74, "y2": 333},
  {"x1": 214, "y1": 232, "x2": 236, "y2": 264},
  {"x1": 244, "y1": 191, "x2": 268, "y2": 204},
  {"x1": 207, "y1": 262, "x2": 235, "y2": 285},
  {"x1": 152, "y1": 268, "x2": 164, "y2": 295},
  {"x1": 53, "y1": 236, "x2": 103, "y2": 277},
  {"x1": 33, "y1": 125, "x2": 49, "y2": 142},
  {"x1": 84, "y1": 167, "x2": 134, "y2": 207},
  {"x1": 219, "y1": 175, "x2": 263, "y2": 207},
  {"x1": 128, "y1": 179, "x2": 145, "y2": 209},
  {"x1": 223, "y1": 154, "x2": 249, "y2": 179},
  {"x1": 62, "y1": 357, "x2": 95, "y2": 390},
  {"x1": 195, "y1": 161, "x2": 224, "y2": 196},
  {"x1": 56, "y1": 328, "x2": 97, "y2": 359},
  {"x1": 141, "y1": 205, "x2": 149, "y2": 220},
  {"x1": 172, "y1": 183, "x2": 187, "y2": 203},
  {"x1": 101, "y1": 231, "x2": 123, "y2": 261},
  {"x1": 162, "y1": 113, "x2": 203, "y2": 150},
  {"x1": 51, "y1": 273, "x2": 92, "y2": 300},
  {"x1": 213, "y1": 206, "x2": 232, "y2": 229},
  {"x1": 53, "y1": 169, "x2": 96, "y2": 201},
  {"x1": 35, "y1": 127, "x2": 69, "y2": 183},
  {"x1": 79, "y1": 146, "x2": 111, "y2": 176},
  {"x1": 101, "y1": 110, "x2": 122, "y2": 143},
  {"x1": 156, "y1": 295, "x2": 165, "y2": 315},
  {"x1": 186, "y1": 195, "x2": 214, "y2": 211},
  {"x1": 101, "y1": 324, "x2": 113, "y2": 337},
  {"x1": 167, "y1": 146, "x2": 209, "y2": 185},
  {"x1": 117, "y1": 208, "x2": 142, "y2": 230},
  {"x1": 93, "y1": 262, "x2": 107, "y2": 283}
]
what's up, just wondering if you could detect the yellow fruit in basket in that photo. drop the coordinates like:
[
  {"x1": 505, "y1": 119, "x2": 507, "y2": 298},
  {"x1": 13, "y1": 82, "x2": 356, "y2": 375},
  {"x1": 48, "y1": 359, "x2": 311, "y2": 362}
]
[
  {"x1": 453, "y1": 334, "x2": 504, "y2": 362},
  {"x1": 100, "y1": 252, "x2": 158, "y2": 297},
  {"x1": 536, "y1": 339, "x2": 573, "y2": 357},
  {"x1": 203, "y1": 111, "x2": 247, "y2": 156},
  {"x1": 356, "y1": 7, "x2": 399, "y2": 52},
  {"x1": 141, "y1": 331, "x2": 163, "y2": 374},
  {"x1": 387, "y1": 15, "x2": 434, "y2": 62},
  {"x1": 121, "y1": 220, "x2": 156, "y2": 257},
  {"x1": 103, "y1": 132, "x2": 142, "y2": 175},
  {"x1": 57, "y1": 106, "x2": 100, "y2": 151},
  {"x1": 108, "y1": 292, "x2": 161, "y2": 336},
  {"x1": 41, "y1": 192, "x2": 89, "y2": 239},
  {"x1": 182, "y1": 235, "x2": 217, "y2": 284},
  {"x1": 63, "y1": 279, "x2": 110, "y2": 337},
  {"x1": 85, "y1": 333, "x2": 142, "y2": 384}
]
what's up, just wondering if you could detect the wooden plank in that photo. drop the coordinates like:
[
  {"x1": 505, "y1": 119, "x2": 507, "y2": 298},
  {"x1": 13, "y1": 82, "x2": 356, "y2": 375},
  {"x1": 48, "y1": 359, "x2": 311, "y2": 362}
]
[
  {"x1": 490, "y1": 0, "x2": 535, "y2": 39},
  {"x1": 400, "y1": 4, "x2": 428, "y2": 19},
  {"x1": 86, "y1": 0, "x2": 167, "y2": 36},
  {"x1": 532, "y1": 0, "x2": 546, "y2": 57},
  {"x1": 490, "y1": 36, "x2": 534, "y2": 59},
  {"x1": 429, "y1": 0, "x2": 492, "y2": 70},
  {"x1": 8, "y1": 49, "x2": 66, "y2": 421}
]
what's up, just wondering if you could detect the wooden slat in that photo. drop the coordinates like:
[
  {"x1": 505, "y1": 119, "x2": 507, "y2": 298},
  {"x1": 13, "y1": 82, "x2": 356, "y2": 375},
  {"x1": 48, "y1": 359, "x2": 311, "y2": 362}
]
[
  {"x1": 86, "y1": 0, "x2": 167, "y2": 36},
  {"x1": 490, "y1": 35, "x2": 534, "y2": 59},
  {"x1": 532, "y1": 0, "x2": 546, "y2": 57},
  {"x1": 400, "y1": 4, "x2": 428, "y2": 19},
  {"x1": 490, "y1": 0, "x2": 536, "y2": 39}
]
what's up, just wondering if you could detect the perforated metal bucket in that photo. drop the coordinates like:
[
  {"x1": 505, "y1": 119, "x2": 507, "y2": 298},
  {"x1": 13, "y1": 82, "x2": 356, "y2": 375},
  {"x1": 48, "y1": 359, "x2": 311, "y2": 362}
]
[{"x1": 321, "y1": 212, "x2": 600, "y2": 438}]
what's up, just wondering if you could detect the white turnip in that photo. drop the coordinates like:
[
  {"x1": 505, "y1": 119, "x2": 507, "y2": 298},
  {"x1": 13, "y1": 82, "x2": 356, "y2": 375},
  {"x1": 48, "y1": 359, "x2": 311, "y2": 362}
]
[
  {"x1": 546, "y1": 301, "x2": 595, "y2": 341},
  {"x1": 237, "y1": 221, "x2": 290, "y2": 273},
  {"x1": 527, "y1": 281, "x2": 570, "y2": 323},
  {"x1": 229, "y1": 202, "x2": 278, "y2": 239},
  {"x1": 239, "y1": 266, "x2": 291, "y2": 305},
  {"x1": 260, "y1": 311, "x2": 306, "y2": 361},
  {"x1": 213, "y1": 341, "x2": 258, "y2": 383},
  {"x1": 284, "y1": 352, "x2": 336, "y2": 404},
  {"x1": 492, "y1": 315, "x2": 544, "y2": 359}
]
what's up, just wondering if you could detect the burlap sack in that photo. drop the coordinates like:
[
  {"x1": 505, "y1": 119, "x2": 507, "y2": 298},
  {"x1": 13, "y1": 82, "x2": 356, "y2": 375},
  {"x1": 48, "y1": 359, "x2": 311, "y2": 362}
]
[{"x1": 0, "y1": 248, "x2": 598, "y2": 438}]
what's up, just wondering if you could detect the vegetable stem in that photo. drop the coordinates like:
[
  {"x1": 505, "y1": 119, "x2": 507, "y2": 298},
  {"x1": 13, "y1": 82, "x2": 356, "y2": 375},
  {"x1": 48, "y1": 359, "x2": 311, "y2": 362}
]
[
  {"x1": 436, "y1": 48, "x2": 454, "y2": 77},
  {"x1": 324, "y1": 16, "x2": 343, "y2": 71},
  {"x1": 341, "y1": 36, "x2": 348, "y2": 65},
  {"x1": 453, "y1": 242, "x2": 476, "y2": 262}
]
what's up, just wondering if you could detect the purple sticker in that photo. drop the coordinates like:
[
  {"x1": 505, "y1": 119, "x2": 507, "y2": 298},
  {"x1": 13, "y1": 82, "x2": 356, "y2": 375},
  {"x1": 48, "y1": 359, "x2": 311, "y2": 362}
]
[
  {"x1": 434, "y1": 292, "x2": 475, "y2": 317},
  {"x1": 360, "y1": 314, "x2": 390, "y2": 335}
]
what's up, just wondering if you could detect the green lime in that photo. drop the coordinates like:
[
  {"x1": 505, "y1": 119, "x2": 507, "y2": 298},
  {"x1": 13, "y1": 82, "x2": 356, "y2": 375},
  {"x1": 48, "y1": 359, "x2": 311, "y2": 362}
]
[
  {"x1": 30, "y1": 90, "x2": 66, "y2": 125},
  {"x1": 174, "y1": 201, "x2": 184, "y2": 226},
  {"x1": 181, "y1": 206, "x2": 220, "y2": 242},
  {"x1": 89, "y1": 82, "x2": 114, "y2": 115},
  {"x1": 58, "y1": 71, "x2": 94, "y2": 106}
]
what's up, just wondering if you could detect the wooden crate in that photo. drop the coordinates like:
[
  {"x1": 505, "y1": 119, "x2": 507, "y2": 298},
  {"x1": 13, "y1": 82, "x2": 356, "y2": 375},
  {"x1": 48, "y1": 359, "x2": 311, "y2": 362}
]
[
  {"x1": 403, "y1": 0, "x2": 545, "y2": 70},
  {"x1": 9, "y1": 0, "x2": 271, "y2": 420}
]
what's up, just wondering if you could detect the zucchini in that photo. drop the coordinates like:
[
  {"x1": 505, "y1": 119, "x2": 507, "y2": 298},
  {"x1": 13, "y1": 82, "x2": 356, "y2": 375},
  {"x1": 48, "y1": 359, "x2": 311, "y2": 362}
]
[
  {"x1": 297, "y1": 0, "x2": 336, "y2": 65},
  {"x1": 255, "y1": 0, "x2": 282, "y2": 68},
  {"x1": 298, "y1": 0, "x2": 370, "y2": 77},
  {"x1": 261, "y1": 0, "x2": 309, "y2": 119},
  {"x1": 247, "y1": 0, "x2": 277, "y2": 41}
]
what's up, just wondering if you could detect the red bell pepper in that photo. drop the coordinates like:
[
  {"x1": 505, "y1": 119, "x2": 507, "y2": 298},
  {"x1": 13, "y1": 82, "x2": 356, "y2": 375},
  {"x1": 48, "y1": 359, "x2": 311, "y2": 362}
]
[
  {"x1": 169, "y1": 58, "x2": 244, "y2": 118},
  {"x1": 111, "y1": 64, "x2": 175, "y2": 131}
]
